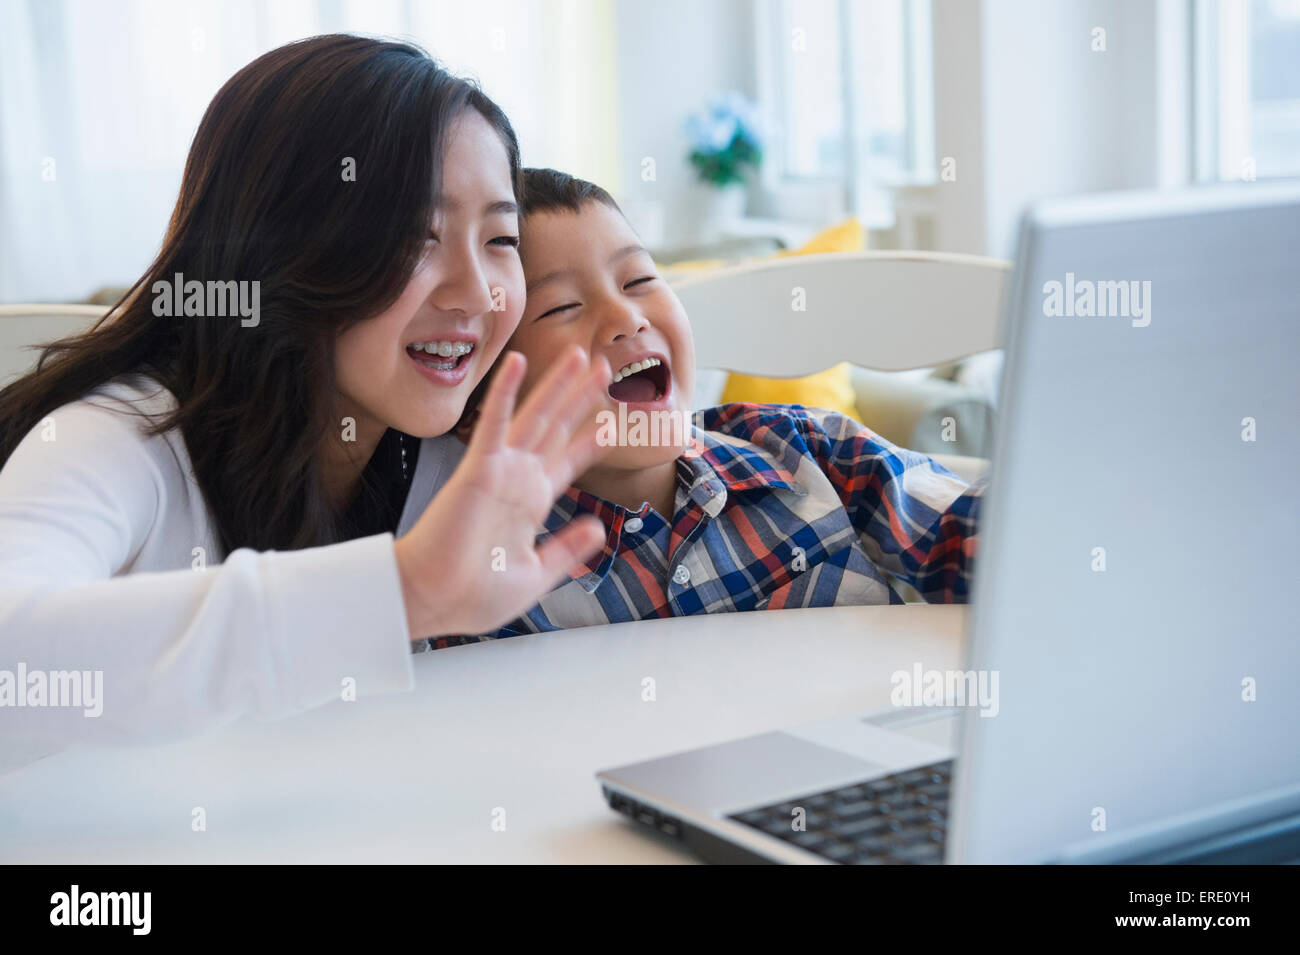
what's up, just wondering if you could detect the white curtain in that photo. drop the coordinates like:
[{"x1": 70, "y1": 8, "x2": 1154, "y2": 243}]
[{"x1": 0, "y1": 0, "x2": 620, "y2": 303}]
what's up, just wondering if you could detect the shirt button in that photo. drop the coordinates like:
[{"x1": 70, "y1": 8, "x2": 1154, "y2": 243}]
[
  {"x1": 702, "y1": 487, "x2": 727, "y2": 518},
  {"x1": 672, "y1": 564, "x2": 691, "y2": 585},
  {"x1": 624, "y1": 517, "x2": 644, "y2": 534}
]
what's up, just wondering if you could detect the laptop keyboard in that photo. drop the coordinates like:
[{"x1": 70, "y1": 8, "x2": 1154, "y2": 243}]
[{"x1": 729, "y1": 759, "x2": 953, "y2": 864}]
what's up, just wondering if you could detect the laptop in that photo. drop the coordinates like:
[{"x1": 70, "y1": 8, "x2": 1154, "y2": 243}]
[{"x1": 595, "y1": 181, "x2": 1300, "y2": 864}]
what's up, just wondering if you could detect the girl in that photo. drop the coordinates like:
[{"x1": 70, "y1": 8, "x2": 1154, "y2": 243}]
[{"x1": 0, "y1": 35, "x2": 608, "y2": 768}]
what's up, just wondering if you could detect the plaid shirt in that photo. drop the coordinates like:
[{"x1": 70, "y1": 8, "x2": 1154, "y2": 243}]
[{"x1": 428, "y1": 403, "x2": 984, "y2": 649}]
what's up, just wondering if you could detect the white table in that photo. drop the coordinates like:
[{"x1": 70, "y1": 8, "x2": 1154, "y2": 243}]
[{"x1": 0, "y1": 605, "x2": 967, "y2": 863}]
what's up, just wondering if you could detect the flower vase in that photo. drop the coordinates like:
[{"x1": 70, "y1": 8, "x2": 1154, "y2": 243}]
[{"x1": 697, "y1": 183, "x2": 747, "y2": 242}]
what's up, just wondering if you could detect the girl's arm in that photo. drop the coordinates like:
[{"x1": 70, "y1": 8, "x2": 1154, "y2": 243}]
[
  {"x1": 0, "y1": 395, "x2": 415, "y2": 759},
  {"x1": 0, "y1": 347, "x2": 609, "y2": 763}
]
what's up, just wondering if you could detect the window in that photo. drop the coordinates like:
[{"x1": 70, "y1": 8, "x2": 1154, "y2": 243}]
[
  {"x1": 0, "y1": 0, "x2": 617, "y2": 303},
  {"x1": 756, "y1": 0, "x2": 935, "y2": 222},
  {"x1": 1196, "y1": 0, "x2": 1300, "y2": 181}
]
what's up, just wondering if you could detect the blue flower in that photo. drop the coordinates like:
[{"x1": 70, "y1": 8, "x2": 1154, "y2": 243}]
[
  {"x1": 686, "y1": 111, "x2": 738, "y2": 153},
  {"x1": 713, "y1": 92, "x2": 764, "y2": 148},
  {"x1": 685, "y1": 92, "x2": 765, "y2": 155},
  {"x1": 685, "y1": 92, "x2": 765, "y2": 186}
]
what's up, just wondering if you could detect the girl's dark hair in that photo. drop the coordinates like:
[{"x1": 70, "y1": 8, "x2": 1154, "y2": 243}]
[{"x1": 0, "y1": 34, "x2": 521, "y2": 555}]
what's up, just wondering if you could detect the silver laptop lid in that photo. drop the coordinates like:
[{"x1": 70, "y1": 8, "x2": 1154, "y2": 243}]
[{"x1": 950, "y1": 182, "x2": 1300, "y2": 864}]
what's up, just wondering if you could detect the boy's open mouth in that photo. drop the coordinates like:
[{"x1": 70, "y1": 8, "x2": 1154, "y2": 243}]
[
  {"x1": 608, "y1": 356, "x2": 670, "y2": 403},
  {"x1": 406, "y1": 339, "x2": 475, "y2": 372}
]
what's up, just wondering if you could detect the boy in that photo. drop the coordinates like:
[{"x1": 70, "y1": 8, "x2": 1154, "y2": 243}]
[{"x1": 440, "y1": 168, "x2": 983, "y2": 646}]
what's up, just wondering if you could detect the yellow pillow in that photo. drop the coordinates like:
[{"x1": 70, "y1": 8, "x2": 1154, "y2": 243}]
[
  {"x1": 778, "y1": 217, "x2": 864, "y2": 257},
  {"x1": 720, "y1": 361, "x2": 859, "y2": 417},
  {"x1": 660, "y1": 256, "x2": 727, "y2": 276},
  {"x1": 717, "y1": 219, "x2": 863, "y2": 418}
]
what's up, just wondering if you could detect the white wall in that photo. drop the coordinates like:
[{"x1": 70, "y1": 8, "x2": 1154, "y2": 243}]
[
  {"x1": 963, "y1": 0, "x2": 1191, "y2": 259},
  {"x1": 608, "y1": 0, "x2": 1192, "y2": 260},
  {"x1": 985, "y1": 0, "x2": 1144, "y2": 256},
  {"x1": 929, "y1": 0, "x2": 1194, "y2": 259},
  {"x1": 611, "y1": 0, "x2": 758, "y2": 247},
  {"x1": 931, "y1": 0, "x2": 988, "y2": 255}
]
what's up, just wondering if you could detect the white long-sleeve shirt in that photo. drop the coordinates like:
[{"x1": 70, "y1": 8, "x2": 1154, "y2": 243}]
[{"x1": 0, "y1": 374, "x2": 465, "y2": 771}]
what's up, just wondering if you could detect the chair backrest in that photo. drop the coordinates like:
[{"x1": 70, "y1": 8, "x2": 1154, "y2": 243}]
[
  {"x1": 671, "y1": 250, "x2": 1011, "y2": 375},
  {"x1": 0, "y1": 305, "x2": 108, "y2": 387}
]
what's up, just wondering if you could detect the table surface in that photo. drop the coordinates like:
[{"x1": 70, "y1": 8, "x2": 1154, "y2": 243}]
[{"x1": 0, "y1": 605, "x2": 967, "y2": 863}]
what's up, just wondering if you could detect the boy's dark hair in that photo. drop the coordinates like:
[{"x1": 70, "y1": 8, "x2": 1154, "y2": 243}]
[{"x1": 520, "y1": 167, "x2": 620, "y2": 217}]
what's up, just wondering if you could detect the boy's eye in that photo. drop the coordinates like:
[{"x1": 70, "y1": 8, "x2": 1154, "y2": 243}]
[
  {"x1": 537, "y1": 303, "x2": 579, "y2": 320},
  {"x1": 490, "y1": 235, "x2": 521, "y2": 248},
  {"x1": 624, "y1": 276, "x2": 656, "y2": 290}
]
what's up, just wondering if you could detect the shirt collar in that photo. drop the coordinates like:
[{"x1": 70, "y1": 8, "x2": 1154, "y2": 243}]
[
  {"x1": 678, "y1": 423, "x2": 806, "y2": 496},
  {"x1": 535, "y1": 423, "x2": 807, "y2": 592}
]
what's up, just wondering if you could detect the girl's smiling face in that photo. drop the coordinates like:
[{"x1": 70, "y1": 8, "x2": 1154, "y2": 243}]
[{"x1": 334, "y1": 110, "x2": 525, "y2": 444}]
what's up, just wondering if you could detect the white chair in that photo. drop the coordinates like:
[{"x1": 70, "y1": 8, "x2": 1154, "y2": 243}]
[
  {"x1": 0, "y1": 304, "x2": 109, "y2": 387},
  {"x1": 671, "y1": 250, "x2": 1012, "y2": 482}
]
